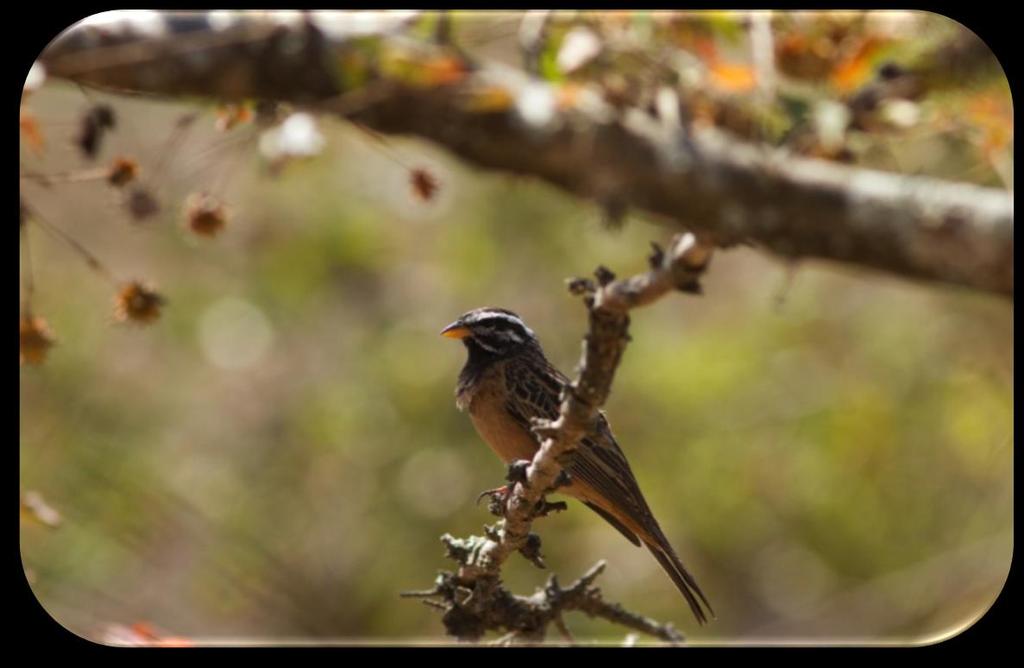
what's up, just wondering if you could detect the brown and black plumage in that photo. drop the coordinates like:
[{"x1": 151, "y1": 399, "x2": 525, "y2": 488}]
[{"x1": 442, "y1": 307, "x2": 713, "y2": 625}]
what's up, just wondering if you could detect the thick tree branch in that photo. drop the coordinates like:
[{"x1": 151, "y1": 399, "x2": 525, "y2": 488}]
[{"x1": 37, "y1": 16, "x2": 1012, "y2": 297}]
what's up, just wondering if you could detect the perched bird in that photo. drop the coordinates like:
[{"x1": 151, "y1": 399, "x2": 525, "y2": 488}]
[{"x1": 442, "y1": 307, "x2": 713, "y2": 625}]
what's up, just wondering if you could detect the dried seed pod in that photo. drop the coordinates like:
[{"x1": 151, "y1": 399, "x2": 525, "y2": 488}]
[
  {"x1": 107, "y1": 157, "x2": 139, "y2": 188},
  {"x1": 410, "y1": 168, "x2": 440, "y2": 201},
  {"x1": 184, "y1": 192, "x2": 229, "y2": 237},
  {"x1": 114, "y1": 281, "x2": 165, "y2": 324},
  {"x1": 215, "y1": 103, "x2": 253, "y2": 132},
  {"x1": 76, "y1": 104, "x2": 116, "y2": 159},
  {"x1": 20, "y1": 109, "x2": 45, "y2": 152},
  {"x1": 20, "y1": 314, "x2": 55, "y2": 365},
  {"x1": 126, "y1": 188, "x2": 160, "y2": 222}
]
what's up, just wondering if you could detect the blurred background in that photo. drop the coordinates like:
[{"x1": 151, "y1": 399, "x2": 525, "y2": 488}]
[{"x1": 20, "y1": 11, "x2": 1012, "y2": 645}]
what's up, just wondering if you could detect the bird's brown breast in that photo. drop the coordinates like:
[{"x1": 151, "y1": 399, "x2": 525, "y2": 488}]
[{"x1": 462, "y1": 363, "x2": 540, "y2": 464}]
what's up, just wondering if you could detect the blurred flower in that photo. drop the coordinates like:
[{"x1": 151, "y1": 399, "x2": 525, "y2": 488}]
[
  {"x1": 20, "y1": 314, "x2": 55, "y2": 366},
  {"x1": 879, "y1": 99, "x2": 920, "y2": 129},
  {"x1": 20, "y1": 109, "x2": 44, "y2": 153},
  {"x1": 20, "y1": 490, "x2": 61, "y2": 528},
  {"x1": 708, "y1": 62, "x2": 757, "y2": 93},
  {"x1": 555, "y1": 82, "x2": 583, "y2": 111},
  {"x1": 461, "y1": 85, "x2": 514, "y2": 113},
  {"x1": 776, "y1": 32, "x2": 838, "y2": 81},
  {"x1": 967, "y1": 93, "x2": 1013, "y2": 155},
  {"x1": 125, "y1": 187, "x2": 160, "y2": 222},
  {"x1": 418, "y1": 55, "x2": 468, "y2": 87},
  {"x1": 100, "y1": 622, "x2": 192, "y2": 647},
  {"x1": 107, "y1": 156, "x2": 139, "y2": 188},
  {"x1": 410, "y1": 168, "x2": 439, "y2": 202},
  {"x1": 215, "y1": 103, "x2": 253, "y2": 132},
  {"x1": 114, "y1": 281, "x2": 165, "y2": 325},
  {"x1": 259, "y1": 112, "x2": 325, "y2": 162},
  {"x1": 23, "y1": 61, "x2": 46, "y2": 96},
  {"x1": 516, "y1": 82, "x2": 560, "y2": 133},
  {"x1": 185, "y1": 192, "x2": 229, "y2": 237},
  {"x1": 557, "y1": 26, "x2": 603, "y2": 74},
  {"x1": 830, "y1": 36, "x2": 888, "y2": 93},
  {"x1": 813, "y1": 100, "x2": 851, "y2": 152},
  {"x1": 309, "y1": 9, "x2": 422, "y2": 39}
]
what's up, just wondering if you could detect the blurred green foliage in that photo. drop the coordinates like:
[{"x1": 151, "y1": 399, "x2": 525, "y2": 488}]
[{"x1": 20, "y1": 11, "x2": 1011, "y2": 645}]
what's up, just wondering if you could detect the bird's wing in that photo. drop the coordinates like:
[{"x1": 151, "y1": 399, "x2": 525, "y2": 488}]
[
  {"x1": 502, "y1": 358, "x2": 650, "y2": 540},
  {"x1": 582, "y1": 500, "x2": 641, "y2": 546},
  {"x1": 575, "y1": 413, "x2": 657, "y2": 534},
  {"x1": 503, "y1": 357, "x2": 714, "y2": 624}
]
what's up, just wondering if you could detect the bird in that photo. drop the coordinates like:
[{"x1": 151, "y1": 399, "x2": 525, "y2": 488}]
[{"x1": 441, "y1": 307, "x2": 713, "y2": 625}]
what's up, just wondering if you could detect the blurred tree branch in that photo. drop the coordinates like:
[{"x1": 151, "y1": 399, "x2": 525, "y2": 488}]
[{"x1": 38, "y1": 14, "x2": 1011, "y2": 297}]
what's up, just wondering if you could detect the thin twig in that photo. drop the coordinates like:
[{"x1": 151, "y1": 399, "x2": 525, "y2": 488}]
[
  {"x1": 552, "y1": 614, "x2": 574, "y2": 644},
  {"x1": 24, "y1": 204, "x2": 117, "y2": 283},
  {"x1": 20, "y1": 168, "x2": 111, "y2": 186},
  {"x1": 349, "y1": 122, "x2": 415, "y2": 170},
  {"x1": 150, "y1": 111, "x2": 201, "y2": 182}
]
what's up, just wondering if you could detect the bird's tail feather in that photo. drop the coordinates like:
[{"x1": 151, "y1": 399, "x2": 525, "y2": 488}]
[{"x1": 644, "y1": 537, "x2": 714, "y2": 626}]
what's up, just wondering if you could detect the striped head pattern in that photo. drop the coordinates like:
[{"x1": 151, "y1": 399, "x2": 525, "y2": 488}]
[{"x1": 441, "y1": 307, "x2": 539, "y2": 357}]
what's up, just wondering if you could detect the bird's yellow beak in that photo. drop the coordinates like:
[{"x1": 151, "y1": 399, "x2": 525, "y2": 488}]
[{"x1": 441, "y1": 322, "x2": 471, "y2": 339}]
